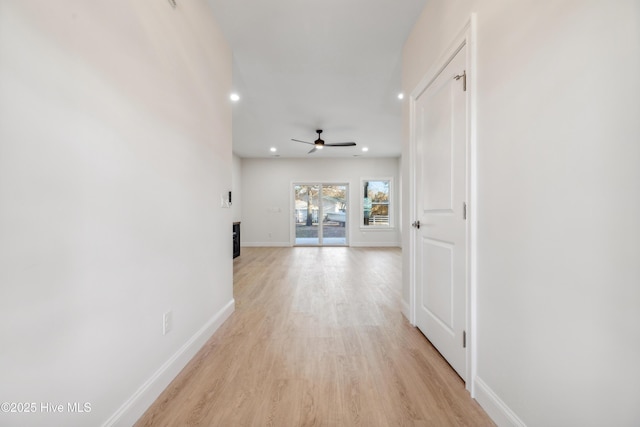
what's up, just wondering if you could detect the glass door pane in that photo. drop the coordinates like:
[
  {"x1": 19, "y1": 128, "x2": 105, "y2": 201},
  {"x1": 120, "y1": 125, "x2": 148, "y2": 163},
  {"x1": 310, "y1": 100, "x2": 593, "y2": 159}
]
[
  {"x1": 321, "y1": 184, "x2": 347, "y2": 246},
  {"x1": 294, "y1": 184, "x2": 320, "y2": 245}
]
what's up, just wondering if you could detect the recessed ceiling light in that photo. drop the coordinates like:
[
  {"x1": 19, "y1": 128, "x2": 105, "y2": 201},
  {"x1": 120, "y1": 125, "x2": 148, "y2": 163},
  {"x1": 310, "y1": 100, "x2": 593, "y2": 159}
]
[
  {"x1": 362, "y1": 147, "x2": 369, "y2": 152},
  {"x1": 397, "y1": 93, "x2": 404, "y2": 100},
  {"x1": 230, "y1": 93, "x2": 240, "y2": 102},
  {"x1": 270, "y1": 147, "x2": 277, "y2": 152}
]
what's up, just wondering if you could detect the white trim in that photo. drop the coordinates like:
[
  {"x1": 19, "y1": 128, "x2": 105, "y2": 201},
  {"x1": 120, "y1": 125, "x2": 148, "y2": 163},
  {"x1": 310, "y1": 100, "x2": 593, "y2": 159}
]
[
  {"x1": 358, "y1": 227, "x2": 396, "y2": 232},
  {"x1": 102, "y1": 299, "x2": 235, "y2": 427},
  {"x1": 242, "y1": 242, "x2": 400, "y2": 248},
  {"x1": 290, "y1": 182, "x2": 295, "y2": 247},
  {"x1": 474, "y1": 377, "x2": 527, "y2": 427},
  {"x1": 350, "y1": 242, "x2": 401, "y2": 248},
  {"x1": 408, "y1": 71, "x2": 417, "y2": 327},
  {"x1": 467, "y1": 12, "x2": 479, "y2": 398},
  {"x1": 242, "y1": 242, "x2": 291, "y2": 247},
  {"x1": 410, "y1": 20, "x2": 472, "y2": 101},
  {"x1": 409, "y1": 15, "x2": 477, "y2": 391}
]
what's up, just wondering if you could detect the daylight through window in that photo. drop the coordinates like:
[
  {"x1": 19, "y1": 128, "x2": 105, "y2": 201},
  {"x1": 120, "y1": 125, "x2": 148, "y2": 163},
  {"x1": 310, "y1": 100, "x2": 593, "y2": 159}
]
[{"x1": 362, "y1": 179, "x2": 391, "y2": 227}]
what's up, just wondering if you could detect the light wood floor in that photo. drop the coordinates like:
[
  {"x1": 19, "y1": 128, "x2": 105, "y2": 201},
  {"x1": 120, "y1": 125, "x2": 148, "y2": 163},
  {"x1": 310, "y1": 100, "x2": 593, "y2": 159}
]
[{"x1": 136, "y1": 247, "x2": 494, "y2": 426}]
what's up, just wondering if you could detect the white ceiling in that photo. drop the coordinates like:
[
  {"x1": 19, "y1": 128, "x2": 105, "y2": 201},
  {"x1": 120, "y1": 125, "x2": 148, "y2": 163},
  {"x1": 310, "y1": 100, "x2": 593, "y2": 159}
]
[{"x1": 206, "y1": 0, "x2": 427, "y2": 158}]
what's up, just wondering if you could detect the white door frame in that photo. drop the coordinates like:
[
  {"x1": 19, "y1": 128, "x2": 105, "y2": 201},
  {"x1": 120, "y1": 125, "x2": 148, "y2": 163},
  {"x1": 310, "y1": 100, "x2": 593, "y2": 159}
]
[{"x1": 409, "y1": 14, "x2": 477, "y2": 396}]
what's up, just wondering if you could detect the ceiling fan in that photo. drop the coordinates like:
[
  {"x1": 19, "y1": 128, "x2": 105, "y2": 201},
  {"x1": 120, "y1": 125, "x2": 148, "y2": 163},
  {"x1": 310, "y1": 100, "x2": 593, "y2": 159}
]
[{"x1": 292, "y1": 129, "x2": 356, "y2": 154}]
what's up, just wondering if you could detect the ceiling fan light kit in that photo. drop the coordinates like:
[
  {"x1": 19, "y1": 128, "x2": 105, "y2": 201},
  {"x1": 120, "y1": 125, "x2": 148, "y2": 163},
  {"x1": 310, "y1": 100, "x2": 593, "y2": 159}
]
[{"x1": 291, "y1": 129, "x2": 357, "y2": 154}]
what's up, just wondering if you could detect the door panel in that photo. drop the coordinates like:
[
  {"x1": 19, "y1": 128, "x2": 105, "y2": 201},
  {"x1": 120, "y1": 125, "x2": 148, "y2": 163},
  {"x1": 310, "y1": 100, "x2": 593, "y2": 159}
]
[
  {"x1": 423, "y1": 83, "x2": 453, "y2": 212},
  {"x1": 321, "y1": 184, "x2": 347, "y2": 246},
  {"x1": 422, "y1": 238, "x2": 454, "y2": 332},
  {"x1": 415, "y1": 44, "x2": 468, "y2": 380},
  {"x1": 294, "y1": 184, "x2": 320, "y2": 245}
]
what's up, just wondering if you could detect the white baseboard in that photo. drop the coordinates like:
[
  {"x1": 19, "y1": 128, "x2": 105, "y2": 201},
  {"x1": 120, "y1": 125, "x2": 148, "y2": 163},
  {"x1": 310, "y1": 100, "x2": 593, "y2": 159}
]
[
  {"x1": 350, "y1": 242, "x2": 402, "y2": 247},
  {"x1": 474, "y1": 376, "x2": 526, "y2": 427},
  {"x1": 242, "y1": 242, "x2": 290, "y2": 247},
  {"x1": 401, "y1": 299, "x2": 411, "y2": 323},
  {"x1": 242, "y1": 242, "x2": 401, "y2": 248},
  {"x1": 102, "y1": 299, "x2": 235, "y2": 427}
]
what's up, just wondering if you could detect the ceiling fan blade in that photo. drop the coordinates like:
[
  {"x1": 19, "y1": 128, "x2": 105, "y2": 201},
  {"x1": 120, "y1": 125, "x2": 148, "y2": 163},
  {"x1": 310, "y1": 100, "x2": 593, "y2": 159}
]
[
  {"x1": 324, "y1": 142, "x2": 357, "y2": 147},
  {"x1": 292, "y1": 138, "x2": 314, "y2": 145},
  {"x1": 294, "y1": 131, "x2": 355, "y2": 152}
]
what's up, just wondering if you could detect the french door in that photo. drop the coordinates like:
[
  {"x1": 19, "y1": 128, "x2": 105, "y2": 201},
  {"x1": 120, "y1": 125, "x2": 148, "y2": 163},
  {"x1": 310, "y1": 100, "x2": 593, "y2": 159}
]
[{"x1": 293, "y1": 183, "x2": 348, "y2": 246}]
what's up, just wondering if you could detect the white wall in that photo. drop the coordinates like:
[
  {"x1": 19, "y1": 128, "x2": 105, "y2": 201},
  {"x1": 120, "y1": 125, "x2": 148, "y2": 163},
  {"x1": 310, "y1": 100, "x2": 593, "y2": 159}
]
[
  {"x1": 0, "y1": 1, "x2": 233, "y2": 426},
  {"x1": 241, "y1": 158, "x2": 401, "y2": 247},
  {"x1": 402, "y1": 1, "x2": 640, "y2": 426},
  {"x1": 232, "y1": 153, "x2": 242, "y2": 223}
]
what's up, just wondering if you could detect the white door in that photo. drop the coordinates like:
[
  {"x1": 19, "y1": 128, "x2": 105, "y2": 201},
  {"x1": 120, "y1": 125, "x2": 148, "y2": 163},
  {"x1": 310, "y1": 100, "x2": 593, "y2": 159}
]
[{"x1": 414, "y1": 45, "x2": 468, "y2": 379}]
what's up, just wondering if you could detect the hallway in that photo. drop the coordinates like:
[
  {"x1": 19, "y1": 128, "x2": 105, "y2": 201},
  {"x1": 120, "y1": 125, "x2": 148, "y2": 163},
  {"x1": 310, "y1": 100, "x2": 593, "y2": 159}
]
[{"x1": 136, "y1": 247, "x2": 493, "y2": 426}]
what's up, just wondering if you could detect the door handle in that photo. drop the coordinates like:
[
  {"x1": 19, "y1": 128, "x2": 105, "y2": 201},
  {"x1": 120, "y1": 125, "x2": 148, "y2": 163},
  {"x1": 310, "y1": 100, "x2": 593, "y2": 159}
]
[{"x1": 411, "y1": 220, "x2": 421, "y2": 229}]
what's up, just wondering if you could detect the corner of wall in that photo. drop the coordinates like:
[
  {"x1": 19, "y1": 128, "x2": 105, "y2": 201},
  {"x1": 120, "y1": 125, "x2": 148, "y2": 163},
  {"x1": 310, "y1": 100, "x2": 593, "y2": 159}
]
[
  {"x1": 400, "y1": 299, "x2": 411, "y2": 323},
  {"x1": 473, "y1": 377, "x2": 526, "y2": 427},
  {"x1": 102, "y1": 300, "x2": 235, "y2": 427}
]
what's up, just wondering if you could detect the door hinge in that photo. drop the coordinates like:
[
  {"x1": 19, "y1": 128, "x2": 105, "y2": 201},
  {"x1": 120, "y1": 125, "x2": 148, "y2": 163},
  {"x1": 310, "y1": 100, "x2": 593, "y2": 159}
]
[
  {"x1": 454, "y1": 70, "x2": 467, "y2": 91},
  {"x1": 463, "y1": 330, "x2": 467, "y2": 348},
  {"x1": 463, "y1": 202, "x2": 467, "y2": 220}
]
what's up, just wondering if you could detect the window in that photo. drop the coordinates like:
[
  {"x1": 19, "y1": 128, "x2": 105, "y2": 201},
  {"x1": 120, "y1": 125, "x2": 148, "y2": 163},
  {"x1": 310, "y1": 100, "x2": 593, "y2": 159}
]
[{"x1": 361, "y1": 178, "x2": 392, "y2": 228}]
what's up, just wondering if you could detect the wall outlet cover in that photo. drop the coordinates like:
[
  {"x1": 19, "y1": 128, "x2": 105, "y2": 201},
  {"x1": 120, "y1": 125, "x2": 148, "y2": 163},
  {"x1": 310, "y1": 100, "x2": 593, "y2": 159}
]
[{"x1": 163, "y1": 311, "x2": 173, "y2": 335}]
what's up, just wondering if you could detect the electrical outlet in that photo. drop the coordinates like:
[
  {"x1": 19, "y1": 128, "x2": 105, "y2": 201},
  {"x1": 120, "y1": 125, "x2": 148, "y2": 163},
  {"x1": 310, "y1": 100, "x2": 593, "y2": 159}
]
[{"x1": 163, "y1": 311, "x2": 172, "y2": 335}]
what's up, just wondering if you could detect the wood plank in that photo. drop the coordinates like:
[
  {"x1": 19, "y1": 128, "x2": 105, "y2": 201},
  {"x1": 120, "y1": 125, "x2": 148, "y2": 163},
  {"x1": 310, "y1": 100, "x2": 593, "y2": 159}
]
[{"x1": 135, "y1": 247, "x2": 494, "y2": 426}]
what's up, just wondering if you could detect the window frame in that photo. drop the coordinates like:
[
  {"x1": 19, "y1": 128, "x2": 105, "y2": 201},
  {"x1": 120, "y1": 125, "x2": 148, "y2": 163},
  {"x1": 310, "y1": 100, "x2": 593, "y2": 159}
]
[{"x1": 360, "y1": 177, "x2": 393, "y2": 230}]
